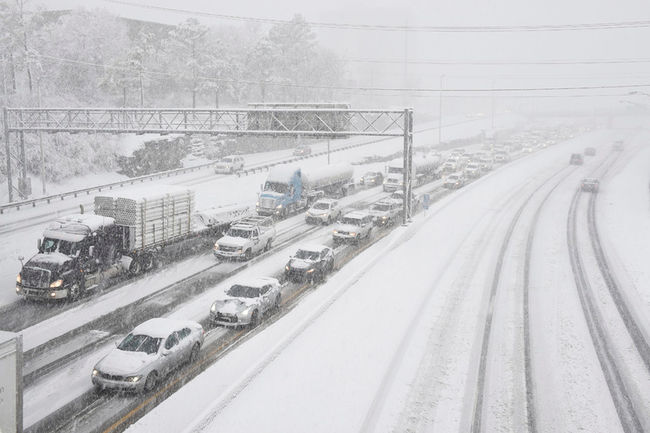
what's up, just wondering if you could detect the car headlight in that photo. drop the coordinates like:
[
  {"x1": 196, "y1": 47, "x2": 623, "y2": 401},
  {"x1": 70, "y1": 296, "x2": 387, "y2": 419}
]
[
  {"x1": 16, "y1": 287, "x2": 21, "y2": 293},
  {"x1": 382, "y1": 216, "x2": 388, "y2": 220},
  {"x1": 350, "y1": 232, "x2": 357, "y2": 237},
  {"x1": 276, "y1": 204, "x2": 283, "y2": 209},
  {"x1": 211, "y1": 303, "x2": 217, "y2": 313},
  {"x1": 256, "y1": 202, "x2": 259, "y2": 207},
  {"x1": 214, "y1": 243, "x2": 219, "y2": 250},
  {"x1": 306, "y1": 269, "x2": 315, "y2": 273},
  {"x1": 92, "y1": 369, "x2": 100, "y2": 377},
  {"x1": 236, "y1": 247, "x2": 243, "y2": 253},
  {"x1": 50, "y1": 279, "x2": 63, "y2": 288},
  {"x1": 126, "y1": 375, "x2": 142, "y2": 383},
  {"x1": 333, "y1": 230, "x2": 338, "y2": 234},
  {"x1": 285, "y1": 265, "x2": 290, "y2": 271},
  {"x1": 16, "y1": 274, "x2": 21, "y2": 283}
]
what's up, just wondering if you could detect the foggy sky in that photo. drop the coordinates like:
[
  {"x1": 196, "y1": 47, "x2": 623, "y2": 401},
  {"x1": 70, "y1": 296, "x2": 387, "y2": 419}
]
[{"x1": 39, "y1": 0, "x2": 650, "y2": 115}]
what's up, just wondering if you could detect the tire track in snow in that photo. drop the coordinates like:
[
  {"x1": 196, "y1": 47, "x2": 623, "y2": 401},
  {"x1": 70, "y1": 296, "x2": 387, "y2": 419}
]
[
  {"x1": 469, "y1": 165, "x2": 574, "y2": 433},
  {"x1": 566, "y1": 152, "x2": 644, "y2": 433}
]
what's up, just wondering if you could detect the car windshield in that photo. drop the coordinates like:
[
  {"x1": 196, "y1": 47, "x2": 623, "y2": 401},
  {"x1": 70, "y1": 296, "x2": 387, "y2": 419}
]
[
  {"x1": 118, "y1": 334, "x2": 161, "y2": 355},
  {"x1": 227, "y1": 284, "x2": 260, "y2": 298},
  {"x1": 364, "y1": 172, "x2": 376, "y2": 178},
  {"x1": 387, "y1": 167, "x2": 402, "y2": 174},
  {"x1": 342, "y1": 217, "x2": 362, "y2": 225},
  {"x1": 227, "y1": 228, "x2": 253, "y2": 238},
  {"x1": 312, "y1": 202, "x2": 330, "y2": 210},
  {"x1": 295, "y1": 249, "x2": 320, "y2": 260},
  {"x1": 264, "y1": 182, "x2": 288, "y2": 194},
  {"x1": 222, "y1": 157, "x2": 232, "y2": 163},
  {"x1": 41, "y1": 237, "x2": 80, "y2": 256},
  {"x1": 371, "y1": 204, "x2": 390, "y2": 212}
]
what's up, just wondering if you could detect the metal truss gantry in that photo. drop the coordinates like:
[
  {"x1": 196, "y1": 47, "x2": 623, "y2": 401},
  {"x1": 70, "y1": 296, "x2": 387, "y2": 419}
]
[{"x1": 3, "y1": 107, "x2": 414, "y2": 222}]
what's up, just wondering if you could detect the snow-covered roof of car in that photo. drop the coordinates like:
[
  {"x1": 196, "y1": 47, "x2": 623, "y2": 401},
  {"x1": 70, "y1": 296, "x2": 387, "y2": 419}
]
[
  {"x1": 231, "y1": 276, "x2": 280, "y2": 289},
  {"x1": 312, "y1": 198, "x2": 336, "y2": 205},
  {"x1": 342, "y1": 210, "x2": 371, "y2": 219},
  {"x1": 296, "y1": 244, "x2": 329, "y2": 254},
  {"x1": 132, "y1": 318, "x2": 201, "y2": 339}
]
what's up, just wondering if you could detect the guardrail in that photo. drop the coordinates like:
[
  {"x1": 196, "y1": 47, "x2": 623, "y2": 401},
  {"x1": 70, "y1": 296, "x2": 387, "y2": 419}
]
[
  {"x1": 0, "y1": 135, "x2": 391, "y2": 215},
  {"x1": 0, "y1": 160, "x2": 222, "y2": 214}
]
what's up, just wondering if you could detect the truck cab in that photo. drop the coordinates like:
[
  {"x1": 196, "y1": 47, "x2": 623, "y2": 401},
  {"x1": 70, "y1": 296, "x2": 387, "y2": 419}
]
[
  {"x1": 383, "y1": 162, "x2": 409, "y2": 192},
  {"x1": 257, "y1": 168, "x2": 305, "y2": 217},
  {"x1": 16, "y1": 214, "x2": 123, "y2": 301}
]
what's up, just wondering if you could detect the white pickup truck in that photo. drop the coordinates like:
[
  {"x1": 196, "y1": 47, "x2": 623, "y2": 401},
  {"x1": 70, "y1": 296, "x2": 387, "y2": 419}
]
[{"x1": 213, "y1": 216, "x2": 276, "y2": 260}]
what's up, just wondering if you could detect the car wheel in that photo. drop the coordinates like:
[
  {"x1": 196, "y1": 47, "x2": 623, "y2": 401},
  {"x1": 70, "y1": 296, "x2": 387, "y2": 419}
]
[
  {"x1": 144, "y1": 371, "x2": 158, "y2": 393},
  {"x1": 68, "y1": 282, "x2": 81, "y2": 302},
  {"x1": 188, "y1": 343, "x2": 200, "y2": 364},
  {"x1": 327, "y1": 216, "x2": 332, "y2": 225},
  {"x1": 249, "y1": 310, "x2": 260, "y2": 328},
  {"x1": 274, "y1": 294, "x2": 281, "y2": 311},
  {"x1": 244, "y1": 249, "x2": 253, "y2": 261},
  {"x1": 265, "y1": 239, "x2": 272, "y2": 252}
]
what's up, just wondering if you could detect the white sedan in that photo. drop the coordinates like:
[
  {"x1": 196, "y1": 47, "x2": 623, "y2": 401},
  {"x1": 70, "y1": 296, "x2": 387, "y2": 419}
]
[
  {"x1": 210, "y1": 277, "x2": 283, "y2": 327},
  {"x1": 92, "y1": 318, "x2": 204, "y2": 393}
]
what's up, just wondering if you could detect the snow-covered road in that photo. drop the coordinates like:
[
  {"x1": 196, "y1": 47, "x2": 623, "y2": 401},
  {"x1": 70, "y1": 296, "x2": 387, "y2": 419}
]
[{"x1": 121, "y1": 127, "x2": 650, "y2": 433}]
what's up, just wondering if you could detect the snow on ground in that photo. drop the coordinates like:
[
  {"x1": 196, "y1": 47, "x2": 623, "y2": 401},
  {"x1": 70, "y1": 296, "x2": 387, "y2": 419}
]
[
  {"x1": 125, "y1": 127, "x2": 608, "y2": 433},
  {"x1": 0, "y1": 115, "x2": 520, "y2": 307},
  {"x1": 598, "y1": 139, "x2": 650, "y2": 340}
]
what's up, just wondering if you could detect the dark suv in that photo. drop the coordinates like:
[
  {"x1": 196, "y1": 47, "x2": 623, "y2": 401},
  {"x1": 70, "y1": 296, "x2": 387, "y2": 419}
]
[
  {"x1": 284, "y1": 245, "x2": 334, "y2": 283},
  {"x1": 570, "y1": 153, "x2": 584, "y2": 165},
  {"x1": 581, "y1": 178, "x2": 599, "y2": 193}
]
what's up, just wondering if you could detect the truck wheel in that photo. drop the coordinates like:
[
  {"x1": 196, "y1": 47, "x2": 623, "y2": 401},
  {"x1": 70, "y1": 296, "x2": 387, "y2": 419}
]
[
  {"x1": 129, "y1": 258, "x2": 143, "y2": 276},
  {"x1": 142, "y1": 254, "x2": 155, "y2": 272},
  {"x1": 68, "y1": 282, "x2": 81, "y2": 302}
]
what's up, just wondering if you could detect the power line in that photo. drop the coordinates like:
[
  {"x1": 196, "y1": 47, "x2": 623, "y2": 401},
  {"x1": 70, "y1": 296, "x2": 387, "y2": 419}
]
[
  {"x1": 106, "y1": 0, "x2": 650, "y2": 33},
  {"x1": 346, "y1": 57, "x2": 650, "y2": 66},
  {"x1": 34, "y1": 53, "x2": 650, "y2": 94}
]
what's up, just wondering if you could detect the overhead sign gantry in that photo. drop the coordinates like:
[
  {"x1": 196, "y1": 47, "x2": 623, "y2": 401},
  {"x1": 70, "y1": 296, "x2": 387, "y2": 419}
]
[{"x1": 3, "y1": 106, "x2": 414, "y2": 222}]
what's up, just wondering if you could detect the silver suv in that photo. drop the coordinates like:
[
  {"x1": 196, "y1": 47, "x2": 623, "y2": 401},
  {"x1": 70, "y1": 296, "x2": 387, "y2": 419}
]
[{"x1": 332, "y1": 211, "x2": 374, "y2": 245}]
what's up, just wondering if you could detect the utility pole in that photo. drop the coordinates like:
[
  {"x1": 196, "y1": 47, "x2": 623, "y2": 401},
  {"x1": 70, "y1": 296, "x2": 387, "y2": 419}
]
[
  {"x1": 491, "y1": 79, "x2": 495, "y2": 130},
  {"x1": 438, "y1": 74, "x2": 444, "y2": 146},
  {"x1": 327, "y1": 139, "x2": 330, "y2": 165},
  {"x1": 403, "y1": 17, "x2": 408, "y2": 108},
  {"x1": 37, "y1": 79, "x2": 45, "y2": 194}
]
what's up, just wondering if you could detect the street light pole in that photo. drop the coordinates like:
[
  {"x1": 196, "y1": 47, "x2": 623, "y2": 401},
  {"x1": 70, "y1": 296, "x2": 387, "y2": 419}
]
[{"x1": 438, "y1": 74, "x2": 444, "y2": 146}]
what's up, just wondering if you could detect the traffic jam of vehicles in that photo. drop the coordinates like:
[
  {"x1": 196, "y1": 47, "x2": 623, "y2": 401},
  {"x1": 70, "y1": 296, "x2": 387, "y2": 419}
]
[{"x1": 12, "y1": 127, "x2": 602, "y2": 410}]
